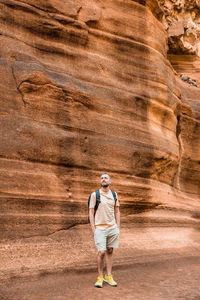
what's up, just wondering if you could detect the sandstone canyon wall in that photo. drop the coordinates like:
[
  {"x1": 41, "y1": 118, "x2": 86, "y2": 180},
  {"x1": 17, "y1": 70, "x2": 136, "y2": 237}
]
[{"x1": 0, "y1": 0, "x2": 200, "y2": 279}]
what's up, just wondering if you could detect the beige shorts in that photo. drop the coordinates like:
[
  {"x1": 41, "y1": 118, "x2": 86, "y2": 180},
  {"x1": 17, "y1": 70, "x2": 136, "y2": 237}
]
[{"x1": 94, "y1": 226, "x2": 120, "y2": 252}]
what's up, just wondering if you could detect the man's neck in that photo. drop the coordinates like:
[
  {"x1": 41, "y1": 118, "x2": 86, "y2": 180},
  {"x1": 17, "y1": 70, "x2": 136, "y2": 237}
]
[{"x1": 101, "y1": 186, "x2": 110, "y2": 193}]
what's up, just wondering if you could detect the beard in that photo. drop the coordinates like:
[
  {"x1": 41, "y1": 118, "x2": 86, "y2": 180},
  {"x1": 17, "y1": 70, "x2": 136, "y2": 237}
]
[{"x1": 101, "y1": 183, "x2": 109, "y2": 187}]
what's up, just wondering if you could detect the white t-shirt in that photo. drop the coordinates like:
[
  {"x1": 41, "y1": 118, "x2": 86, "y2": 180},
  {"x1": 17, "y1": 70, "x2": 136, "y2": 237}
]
[{"x1": 89, "y1": 189, "x2": 120, "y2": 229}]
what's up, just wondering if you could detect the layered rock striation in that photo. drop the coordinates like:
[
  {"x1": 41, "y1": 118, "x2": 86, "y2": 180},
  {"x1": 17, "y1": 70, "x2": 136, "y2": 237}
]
[{"x1": 0, "y1": 0, "x2": 200, "y2": 279}]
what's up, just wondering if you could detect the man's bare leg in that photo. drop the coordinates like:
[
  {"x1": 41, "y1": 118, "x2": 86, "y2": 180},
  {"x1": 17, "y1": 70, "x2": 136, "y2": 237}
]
[
  {"x1": 97, "y1": 251, "x2": 106, "y2": 276},
  {"x1": 105, "y1": 247, "x2": 113, "y2": 275}
]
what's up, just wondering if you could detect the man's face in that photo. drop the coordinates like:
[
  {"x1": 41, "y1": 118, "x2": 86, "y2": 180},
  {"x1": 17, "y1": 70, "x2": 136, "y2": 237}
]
[{"x1": 100, "y1": 174, "x2": 111, "y2": 188}]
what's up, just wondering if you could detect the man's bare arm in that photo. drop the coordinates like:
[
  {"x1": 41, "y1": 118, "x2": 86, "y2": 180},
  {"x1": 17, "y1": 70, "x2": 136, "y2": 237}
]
[
  {"x1": 115, "y1": 206, "x2": 120, "y2": 229},
  {"x1": 89, "y1": 208, "x2": 95, "y2": 233}
]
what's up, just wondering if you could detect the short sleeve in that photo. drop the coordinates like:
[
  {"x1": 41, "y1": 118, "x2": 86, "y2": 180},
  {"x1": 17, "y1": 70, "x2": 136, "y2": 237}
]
[
  {"x1": 115, "y1": 192, "x2": 120, "y2": 207},
  {"x1": 89, "y1": 192, "x2": 96, "y2": 209}
]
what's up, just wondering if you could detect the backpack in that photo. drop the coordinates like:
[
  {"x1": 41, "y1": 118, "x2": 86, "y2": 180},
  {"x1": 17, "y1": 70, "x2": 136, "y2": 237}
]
[{"x1": 88, "y1": 190, "x2": 117, "y2": 221}]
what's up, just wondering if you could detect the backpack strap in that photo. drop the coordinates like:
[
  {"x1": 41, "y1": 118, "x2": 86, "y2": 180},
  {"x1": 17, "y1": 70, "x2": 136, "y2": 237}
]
[
  {"x1": 88, "y1": 195, "x2": 91, "y2": 209},
  {"x1": 111, "y1": 190, "x2": 117, "y2": 205},
  {"x1": 94, "y1": 189, "x2": 101, "y2": 216}
]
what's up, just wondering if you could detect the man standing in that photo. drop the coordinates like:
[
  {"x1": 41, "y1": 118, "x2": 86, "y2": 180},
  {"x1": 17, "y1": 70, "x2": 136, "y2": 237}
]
[{"x1": 89, "y1": 173, "x2": 120, "y2": 288}]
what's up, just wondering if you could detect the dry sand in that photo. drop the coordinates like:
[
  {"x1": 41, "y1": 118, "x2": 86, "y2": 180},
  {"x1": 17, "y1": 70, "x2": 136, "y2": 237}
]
[{"x1": 1, "y1": 248, "x2": 200, "y2": 300}]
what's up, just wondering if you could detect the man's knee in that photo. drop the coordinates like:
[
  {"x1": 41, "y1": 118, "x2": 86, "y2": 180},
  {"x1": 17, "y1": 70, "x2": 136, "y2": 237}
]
[
  {"x1": 98, "y1": 251, "x2": 106, "y2": 258},
  {"x1": 106, "y1": 247, "x2": 113, "y2": 254}
]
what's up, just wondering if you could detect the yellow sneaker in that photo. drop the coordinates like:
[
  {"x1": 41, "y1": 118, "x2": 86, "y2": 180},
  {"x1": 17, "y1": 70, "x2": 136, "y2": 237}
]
[
  {"x1": 94, "y1": 276, "x2": 104, "y2": 288},
  {"x1": 104, "y1": 274, "x2": 117, "y2": 286}
]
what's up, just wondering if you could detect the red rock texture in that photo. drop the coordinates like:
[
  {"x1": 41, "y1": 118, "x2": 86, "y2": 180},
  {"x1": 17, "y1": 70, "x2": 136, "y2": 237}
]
[
  {"x1": 158, "y1": 0, "x2": 200, "y2": 85},
  {"x1": 0, "y1": 0, "x2": 200, "y2": 280},
  {"x1": 158, "y1": 0, "x2": 200, "y2": 56}
]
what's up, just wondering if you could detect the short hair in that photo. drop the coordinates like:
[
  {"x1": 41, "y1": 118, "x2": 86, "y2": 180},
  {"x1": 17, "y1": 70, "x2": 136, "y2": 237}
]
[{"x1": 100, "y1": 173, "x2": 110, "y2": 179}]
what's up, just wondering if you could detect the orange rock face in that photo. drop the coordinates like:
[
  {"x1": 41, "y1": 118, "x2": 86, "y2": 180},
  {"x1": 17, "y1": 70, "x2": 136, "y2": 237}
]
[
  {"x1": 158, "y1": 0, "x2": 200, "y2": 85},
  {"x1": 0, "y1": 0, "x2": 200, "y2": 279}
]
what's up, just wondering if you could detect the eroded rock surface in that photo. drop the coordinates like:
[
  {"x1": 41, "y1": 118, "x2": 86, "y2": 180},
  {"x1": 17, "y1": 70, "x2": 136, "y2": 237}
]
[
  {"x1": 0, "y1": 0, "x2": 200, "y2": 280},
  {"x1": 158, "y1": 0, "x2": 200, "y2": 56},
  {"x1": 158, "y1": 0, "x2": 200, "y2": 85}
]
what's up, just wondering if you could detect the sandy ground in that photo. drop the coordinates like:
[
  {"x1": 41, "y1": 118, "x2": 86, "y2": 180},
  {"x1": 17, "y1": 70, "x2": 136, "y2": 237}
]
[{"x1": 1, "y1": 250, "x2": 200, "y2": 300}]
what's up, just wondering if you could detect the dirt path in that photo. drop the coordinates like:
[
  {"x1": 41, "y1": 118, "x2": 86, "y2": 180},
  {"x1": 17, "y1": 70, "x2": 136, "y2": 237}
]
[{"x1": 1, "y1": 252, "x2": 200, "y2": 300}]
